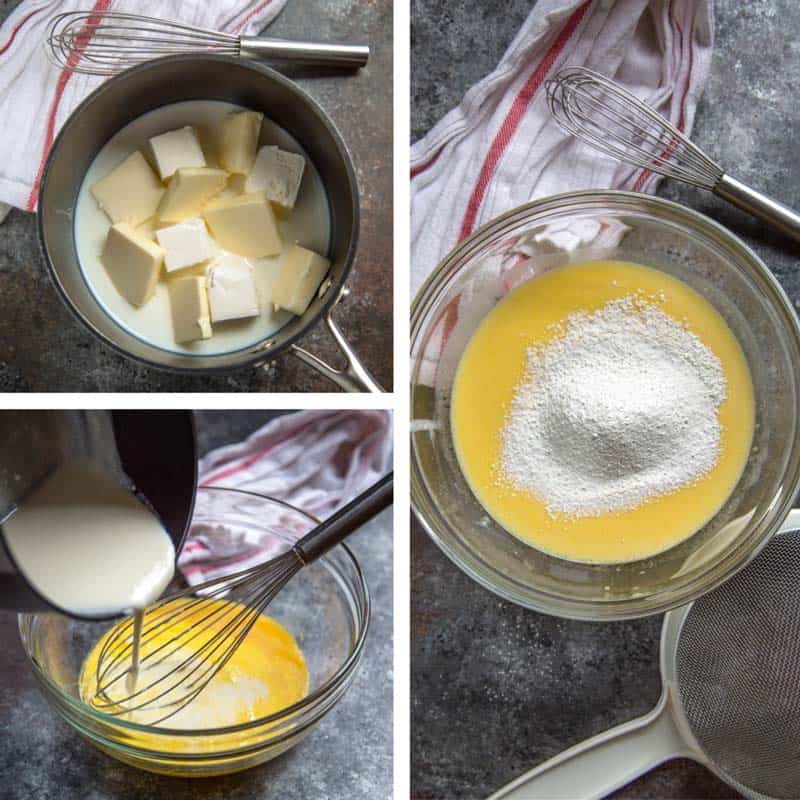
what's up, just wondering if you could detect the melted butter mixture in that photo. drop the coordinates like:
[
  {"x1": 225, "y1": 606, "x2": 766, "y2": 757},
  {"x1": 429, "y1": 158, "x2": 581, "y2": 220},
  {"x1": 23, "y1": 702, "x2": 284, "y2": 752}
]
[
  {"x1": 74, "y1": 99, "x2": 331, "y2": 356},
  {"x1": 2, "y1": 462, "x2": 174, "y2": 617},
  {"x1": 451, "y1": 260, "x2": 755, "y2": 564},
  {"x1": 80, "y1": 598, "x2": 308, "y2": 732}
]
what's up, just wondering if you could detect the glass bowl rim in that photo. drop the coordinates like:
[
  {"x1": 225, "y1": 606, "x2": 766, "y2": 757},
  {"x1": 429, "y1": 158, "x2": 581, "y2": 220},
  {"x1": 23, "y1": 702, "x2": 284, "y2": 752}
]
[
  {"x1": 410, "y1": 189, "x2": 800, "y2": 619},
  {"x1": 18, "y1": 485, "x2": 371, "y2": 736}
]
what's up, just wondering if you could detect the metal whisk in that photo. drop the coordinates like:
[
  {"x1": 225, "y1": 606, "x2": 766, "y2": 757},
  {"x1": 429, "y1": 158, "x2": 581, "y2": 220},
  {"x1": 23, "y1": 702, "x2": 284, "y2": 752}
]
[
  {"x1": 546, "y1": 66, "x2": 800, "y2": 243},
  {"x1": 87, "y1": 472, "x2": 392, "y2": 725},
  {"x1": 45, "y1": 11, "x2": 370, "y2": 77}
]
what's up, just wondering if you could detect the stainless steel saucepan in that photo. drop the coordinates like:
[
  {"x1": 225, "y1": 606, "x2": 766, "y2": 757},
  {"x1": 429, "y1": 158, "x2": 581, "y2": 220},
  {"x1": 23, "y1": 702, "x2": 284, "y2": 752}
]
[
  {"x1": 0, "y1": 410, "x2": 196, "y2": 617},
  {"x1": 37, "y1": 55, "x2": 381, "y2": 392}
]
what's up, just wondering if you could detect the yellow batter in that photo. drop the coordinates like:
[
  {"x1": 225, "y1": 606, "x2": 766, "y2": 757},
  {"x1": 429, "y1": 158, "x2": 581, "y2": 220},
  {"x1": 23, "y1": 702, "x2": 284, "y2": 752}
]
[
  {"x1": 451, "y1": 260, "x2": 755, "y2": 563},
  {"x1": 80, "y1": 598, "x2": 308, "y2": 737}
]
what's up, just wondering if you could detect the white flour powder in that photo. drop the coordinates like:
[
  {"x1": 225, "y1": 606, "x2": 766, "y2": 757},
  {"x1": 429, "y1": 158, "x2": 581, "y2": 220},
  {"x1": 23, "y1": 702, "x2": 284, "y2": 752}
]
[{"x1": 499, "y1": 295, "x2": 727, "y2": 517}]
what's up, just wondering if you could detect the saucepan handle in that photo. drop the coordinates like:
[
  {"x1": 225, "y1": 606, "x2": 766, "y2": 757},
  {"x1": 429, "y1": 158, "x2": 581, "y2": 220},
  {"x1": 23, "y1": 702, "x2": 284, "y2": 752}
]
[{"x1": 291, "y1": 289, "x2": 384, "y2": 393}]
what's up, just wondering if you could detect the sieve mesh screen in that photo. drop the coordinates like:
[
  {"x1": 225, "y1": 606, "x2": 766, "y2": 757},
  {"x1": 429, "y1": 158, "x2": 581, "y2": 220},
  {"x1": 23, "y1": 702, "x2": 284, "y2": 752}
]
[{"x1": 676, "y1": 532, "x2": 800, "y2": 800}]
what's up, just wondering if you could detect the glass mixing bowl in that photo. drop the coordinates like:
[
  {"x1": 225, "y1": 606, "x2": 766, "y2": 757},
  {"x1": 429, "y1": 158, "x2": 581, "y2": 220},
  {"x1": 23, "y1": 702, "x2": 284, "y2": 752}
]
[
  {"x1": 18, "y1": 487, "x2": 369, "y2": 776},
  {"x1": 411, "y1": 190, "x2": 800, "y2": 620}
]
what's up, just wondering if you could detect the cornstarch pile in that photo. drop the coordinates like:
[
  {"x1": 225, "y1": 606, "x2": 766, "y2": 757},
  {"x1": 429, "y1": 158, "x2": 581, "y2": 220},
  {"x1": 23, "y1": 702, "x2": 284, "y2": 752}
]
[{"x1": 499, "y1": 295, "x2": 727, "y2": 517}]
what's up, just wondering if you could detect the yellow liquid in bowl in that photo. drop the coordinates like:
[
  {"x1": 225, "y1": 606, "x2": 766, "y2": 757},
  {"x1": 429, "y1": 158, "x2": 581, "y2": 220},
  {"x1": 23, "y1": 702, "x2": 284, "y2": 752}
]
[
  {"x1": 80, "y1": 598, "x2": 309, "y2": 739},
  {"x1": 451, "y1": 260, "x2": 755, "y2": 563}
]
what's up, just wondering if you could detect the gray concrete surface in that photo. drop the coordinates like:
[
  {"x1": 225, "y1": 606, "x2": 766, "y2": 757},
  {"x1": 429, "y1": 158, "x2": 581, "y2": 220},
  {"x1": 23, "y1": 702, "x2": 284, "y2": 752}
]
[
  {"x1": 0, "y1": 0, "x2": 392, "y2": 392},
  {"x1": 411, "y1": 1, "x2": 800, "y2": 798},
  {"x1": 0, "y1": 411, "x2": 393, "y2": 799}
]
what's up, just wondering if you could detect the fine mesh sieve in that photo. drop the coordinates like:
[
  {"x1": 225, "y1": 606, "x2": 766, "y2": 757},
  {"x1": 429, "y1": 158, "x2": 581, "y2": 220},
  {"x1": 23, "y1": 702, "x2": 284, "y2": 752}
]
[
  {"x1": 676, "y1": 531, "x2": 800, "y2": 800},
  {"x1": 489, "y1": 508, "x2": 800, "y2": 800}
]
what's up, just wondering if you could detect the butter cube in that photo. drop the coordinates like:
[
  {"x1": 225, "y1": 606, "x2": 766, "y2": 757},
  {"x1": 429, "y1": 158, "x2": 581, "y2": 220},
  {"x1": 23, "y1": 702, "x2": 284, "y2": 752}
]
[
  {"x1": 101, "y1": 222, "x2": 164, "y2": 307},
  {"x1": 273, "y1": 244, "x2": 330, "y2": 316},
  {"x1": 207, "y1": 254, "x2": 260, "y2": 323},
  {"x1": 245, "y1": 146, "x2": 305, "y2": 210},
  {"x1": 135, "y1": 218, "x2": 159, "y2": 241},
  {"x1": 219, "y1": 111, "x2": 264, "y2": 174},
  {"x1": 91, "y1": 151, "x2": 165, "y2": 226},
  {"x1": 155, "y1": 218, "x2": 213, "y2": 273},
  {"x1": 168, "y1": 276, "x2": 212, "y2": 343},
  {"x1": 158, "y1": 167, "x2": 228, "y2": 223},
  {"x1": 203, "y1": 192, "x2": 281, "y2": 258},
  {"x1": 148, "y1": 126, "x2": 206, "y2": 181}
]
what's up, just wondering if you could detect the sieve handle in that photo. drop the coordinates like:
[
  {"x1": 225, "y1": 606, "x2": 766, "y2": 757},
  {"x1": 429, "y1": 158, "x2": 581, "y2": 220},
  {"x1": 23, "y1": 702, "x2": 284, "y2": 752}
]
[{"x1": 487, "y1": 691, "x2": 693, "y2": 800}]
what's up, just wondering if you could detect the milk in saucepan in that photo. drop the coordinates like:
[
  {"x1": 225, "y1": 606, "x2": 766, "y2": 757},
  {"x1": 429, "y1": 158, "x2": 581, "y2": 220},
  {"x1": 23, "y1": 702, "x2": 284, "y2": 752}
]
[{"x1": 74, "y1": 100, "x2": 331, "y2": 355}]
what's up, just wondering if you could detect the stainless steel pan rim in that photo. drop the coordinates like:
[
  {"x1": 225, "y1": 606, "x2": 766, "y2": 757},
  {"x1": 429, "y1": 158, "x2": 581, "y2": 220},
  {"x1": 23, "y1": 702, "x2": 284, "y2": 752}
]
[
  {"x1": 0, "y1": 410, "x2": 197, "y2": 620},
  {"x1": 37, "y1": 54, "x2": 381, "y2": 392}
]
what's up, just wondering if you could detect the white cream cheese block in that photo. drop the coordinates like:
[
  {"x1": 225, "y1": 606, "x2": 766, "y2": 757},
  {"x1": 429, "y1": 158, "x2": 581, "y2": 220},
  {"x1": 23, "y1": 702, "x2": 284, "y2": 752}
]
[
  {"x1": 155, "y1": 217, "x2": 213, "y2": 273},
  {"x1": 219, "y1": 110, "x2": 264, "y2": 174},
  {"x1": 148, "y1": 126, "x2": 206, "y2": 180},
  {"x1": 272, "y1": 243, "x2": 330, "y2": 315},
  {"x1": 101, "y1": 222, "x2": 165, "y2": 307},
  {"x1": 158, "y1": 167, "x2": 229, "y2": 223},
  {"x1": 203, "y1": 192, "x2": 281, "y2": 258},
  {"x1": 245, "y1": 145, "x2": 306, "y2": 210},
  {"x1": 207, "y1": 253, "x2": 260, "y2": 323},
  {"x1": 91, "y1": 151, "x2": 165, "y2": 226},
  {"x1": 168, "y1": 276, "x2": 212, "y2": 342}
]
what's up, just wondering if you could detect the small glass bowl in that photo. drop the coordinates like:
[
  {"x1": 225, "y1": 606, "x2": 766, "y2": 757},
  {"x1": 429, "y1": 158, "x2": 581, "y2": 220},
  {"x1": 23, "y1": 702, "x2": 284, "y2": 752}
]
[
  {"x1": 18, "y1": 487, "x2": 369, "y2": 776},
  {"x1": 411, "y1": 190, "x2": 800, "y2": 620}
]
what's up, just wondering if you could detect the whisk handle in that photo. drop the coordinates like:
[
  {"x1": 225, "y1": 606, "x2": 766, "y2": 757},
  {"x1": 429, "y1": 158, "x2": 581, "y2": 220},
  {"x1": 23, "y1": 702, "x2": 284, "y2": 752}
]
[
  {"x1": 715, "y1": 174, "x2": 800, "y2": 243},
  {"x1": 240, "y1": 37, "x2": 369, "y2": 68},
  {"x1": 293, "y1": 472, "x2": 393, "y2": 565}
]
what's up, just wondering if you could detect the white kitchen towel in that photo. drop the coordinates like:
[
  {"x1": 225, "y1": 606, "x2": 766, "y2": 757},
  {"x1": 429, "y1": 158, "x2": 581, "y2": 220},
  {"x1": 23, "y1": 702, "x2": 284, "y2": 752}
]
[
  {"x1": 410, "y1": 0, "x2": 714, "y2": 294},
  {"x1": 0, "y1": 0, "x2": 289, "y2": 214},
  {"x1": 179, "y1": 410, "x2": 392, "y2": 585}
]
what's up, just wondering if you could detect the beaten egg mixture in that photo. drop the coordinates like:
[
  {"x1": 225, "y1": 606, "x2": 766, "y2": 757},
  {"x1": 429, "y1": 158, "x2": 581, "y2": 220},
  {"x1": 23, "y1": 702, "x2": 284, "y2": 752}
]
[
  {"x1": 451, "y1": 261, "x2": 755, "y2": 564},
  {"x1": 80, "y1": 598, "x2": 308, "y2": 737}
]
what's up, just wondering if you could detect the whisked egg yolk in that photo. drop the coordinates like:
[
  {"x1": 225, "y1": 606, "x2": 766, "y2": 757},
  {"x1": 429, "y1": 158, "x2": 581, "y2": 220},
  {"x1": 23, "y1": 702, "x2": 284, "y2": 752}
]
[{"x1": 79, "y1": 598, "x2": 309, "y2": 733}]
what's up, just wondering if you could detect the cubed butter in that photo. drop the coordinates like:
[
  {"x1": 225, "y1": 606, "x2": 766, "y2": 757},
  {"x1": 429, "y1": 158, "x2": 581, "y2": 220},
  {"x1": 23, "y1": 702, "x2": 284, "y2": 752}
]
[
  {"x1": 219, "y1": 111, "x2": 264, "y2": 174},
  {"x1": 155, "y1": 217, "x2": 213, "y2": 273},
  {"x1": 245, "y1": 146, "x2": 306, "y2": 210},
  {"x1": 158, "y1": 167, "x2": 228, "y2": 223},
  {"x1": 148, "y1": 126, "x2": 206, "y2": 181},
  {"x1": 135, "y1": 218, "x2": 159, "y2": 241},
  {"x1": 91, "y1": 151, "x2": 164, "y2": 226},
  {"x1": 203, "y1": 192, "x2": 281, "y2": 258},
  {"x1": 168, "y1": 276, "x2": 212, "y2": 343},
  {"x1": 101, "y1": 222, "x2": 164, "y2": 307},
  {"x1": 207, "y1": 254, "x2": 260, "y2": 323},
  {"x1": 272, "y1": 244, "x2": 330, "y2": 316}
]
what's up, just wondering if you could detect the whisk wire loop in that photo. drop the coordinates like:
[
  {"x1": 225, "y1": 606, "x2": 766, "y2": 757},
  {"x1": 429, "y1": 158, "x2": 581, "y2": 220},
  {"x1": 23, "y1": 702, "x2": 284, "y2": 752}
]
[
  {"x1": 46, "y1": 11, "x2": 242, "y2": 76},
  {"x1": 87, "y1": 473, "x2": 392, "y2": 725},
  {"x1": 546, "y1": 67, "x2": 723, "y2": 190},
  {"x1": 91, "y1": 550, "x2": 303, "y2": 724},
  {"x1": 106, "y1": 601, "x2": 267, "y2": 718},
  {"x1": 44, "y1": 10, "x2": 369, "y2": 76}
]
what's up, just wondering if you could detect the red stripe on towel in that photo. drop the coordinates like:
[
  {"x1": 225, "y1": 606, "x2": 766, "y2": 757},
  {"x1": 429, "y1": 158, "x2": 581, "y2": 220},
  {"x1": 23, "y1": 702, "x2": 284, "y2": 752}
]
[
  {"x1": 631, "y1": 3, "x2": 694, "y2": 193},
  {"x1": 231, "y1": 0, "x2": 276, "y2": 35},
  {"x1": 200, "y1": 415, "x2": 321, "y2": 487},
  {"x1": 457, "y1": 1, "x2": 591, "y2": 241},
  {"x1": 0, "y1": 5, "x2": 46, "y2": 57},
  {"x1": 26, "y1": 0, "x2": 112, "y2": 212},
  {"x1": 411, "y1": 146, "x2": 444, "y2": 180}
]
